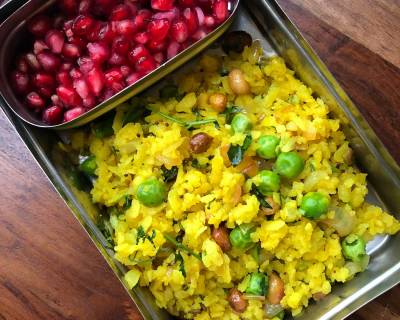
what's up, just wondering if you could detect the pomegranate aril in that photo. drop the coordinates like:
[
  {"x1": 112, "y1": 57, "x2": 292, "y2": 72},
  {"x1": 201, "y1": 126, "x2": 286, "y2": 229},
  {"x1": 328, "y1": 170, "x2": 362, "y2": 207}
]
[
  {"x1": 147, "y1": 39, "x2": 166, "y2": 52},
  {"x1": 171, "y1": 19, "x2": 189, "y2": 43},
  {"x1": 151, "y1": 0, "x2": 175, "y2": 11},
  {"x1": 204, "y1": 15, "x2": 215, "y2": 28},
  {"x1": 16, "y1": 56, "x2": 30, "y2": 73},
  {"x1": 64, "y1": 107, "x2": 84, "y2": 122},
  {"x1": 60, "y1": 0, "x2": 78, "y2": 15},
  {"x1": 135, "y1": 56, "x2": 156, "y2": 75},
  {"x1": 192, "y1": 27, "x2": 208, "y2": 41},
  {"x1": 86, "y1": 67, "x2": 105, "y2": 96},
  {"x1": 112, "y1": 36, "x2": 130, "y2": 54},
  {"x1": 27, "y1": 15, "x2": 51, "y2": 37},
  {"x1": 63, "y1": 19, "x2": 74, "y2": 35},
  {"x1": 110, "y1": 4, "x2": 131, "y2": 21},
  {"x1": 98, "y1": 22, "x2": 116, "y2": 43},
  {"x1": 70, "y1": 68, "x2": 83, "y2": 79},
  {"x1": 72, "y1": 15, "x2": 94, "y2": 36},
  {"x1": 147, "y1": 18, "x2": 170, "y2": 42},
  {"x1": 120, "y1": 65, "x2": 132, "y2": 77},
  {"x1": 87, "y1": 42, "x2": 110, "y2": 64},
  {"x1": 62, "y1": 43, "x2": 80, "y2": 58},
  {"x1": 69, "y1": 36, "x2": 87, "y2": 50},
  {"x1": 128, "y1": 44, "x2": 150, "y2": 64},
  {"x1": 45, "y1": 30, "x2": 65, "y2": 54},
  {"x1": 116, "y1": 20, "x2": 137, "y2": 36},
  {"x1": 125, "y1": 72, "x2": 141, "y2": 85},
  {"x1": 51, "y1": 94, "x2": 62, "y2": 106},
  {"x1": 110, "y1": 81, "x2": 125, "y2": 92},
  {"x1": 133, "y1": 9, "x2": 152, "y2": 30},
  {"x1": 153, "y1": 52, "x2": 165, "y2": 64},
  {"x1": 79, "y1": 0, "x2": 92, "y2": 14},
  {"x1": 37, "y1": 51, "x2": 61, "y2": 72},
  {"x1": 213, "y1": 0, "x2": 229, "y2": 23},
  {"x1": 57, "y1": 71, "x2": 73, "y2": 86},
  {"x1": 26, "y1": 91, "x2": 45, "y2": 110},
  {"x1": 108, "y1": 52, "x2": 127, "y2": 66},
  {"x1": 167, "y1": 41, "x2": 181, "y2": 59},
  {"x1": 104, "y1": 67, "x2": 124, "y2": 84},
  {"x1": 178, "y1": 0, "x2": 197, "y2": 7},
  {"x1": 43, "y1": 105, "x2": 63, "y2": 124},
  {"x1": 10, "y1": 71, "x2": 30, "y2": 94},
  {"x1": 56, "y1": 86, "x2": 82, "y2": 107},
  {"x1": 124, "y1": 0, "x2": 138, "y2": 16},
  {"x1": 183, "y1": 8, "x2": 199, "y2": 34},
  {"x1": 38, "y1": 86, "x2": 53, "y2": 98},
  {"x1": 78, "y1": 56, "x2": 94, "y2": 74},
  {"x1": 33, "y1": 72, "x2": 56, "y2": 88},
  {"x1": 25, "y1": 53, "x2": 41, "y2": 71},
  {"x1": 33, "y1": 40, "x2": 49, "y2": 55},
  {"x1": 134, "y1": 31, "x2": 149, "y2": 44},
  {"x1": 83, "y1": 95, "x2": 96, "y2": 109},
  {"x1": 152, "y1": 7, "x2": 179, "y2": 22},
  {"x1": 60, "y1": 61, "x2": 73, "y2": 71},
  {"x1": 86, "y1": 21, "x2": 102, "y2": 42},
  {"x1": 73, "y1": 78, "x2": 90, "y2": 99},
  {"x1": 194, "y1": 7, "x2": 205, "y2": 26}
]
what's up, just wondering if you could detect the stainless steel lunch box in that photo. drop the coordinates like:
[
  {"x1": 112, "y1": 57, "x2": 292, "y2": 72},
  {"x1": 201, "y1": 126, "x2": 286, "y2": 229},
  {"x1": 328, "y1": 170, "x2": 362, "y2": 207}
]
[
  {"x1": 0, "y1": 1, "x2": 399, "y2": 319},
  {"x1": 0, "y1": 0, "x2": 239, "y2": 129}
]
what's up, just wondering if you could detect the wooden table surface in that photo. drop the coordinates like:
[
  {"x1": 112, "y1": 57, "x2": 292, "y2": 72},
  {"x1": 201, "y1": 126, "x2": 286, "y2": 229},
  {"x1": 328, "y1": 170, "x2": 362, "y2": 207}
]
[{"x1": 1, "y1": 1, "x2": 399, "y2": 319}]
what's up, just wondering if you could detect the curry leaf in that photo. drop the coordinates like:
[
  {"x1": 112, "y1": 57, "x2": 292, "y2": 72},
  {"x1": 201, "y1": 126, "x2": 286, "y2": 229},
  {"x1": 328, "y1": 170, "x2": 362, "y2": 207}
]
[
  {"x1": 163, "y1": 233, "x2": 202, "y2": 261},
  {"x1": 162, "y1": 165, "x2": 179, "y2": 182},
  {"x1": 223, "y1": 105, "x2": 242, "y2": 123},
  {"x1": 228, "y1": 145, "x2": 243, "y2": 166},
  {"x1": 175, "y1": 252, "x2": 186, "y2": 277},
  {"x1": 250, "y1": 184, "x2": 272, "y2": 209}
]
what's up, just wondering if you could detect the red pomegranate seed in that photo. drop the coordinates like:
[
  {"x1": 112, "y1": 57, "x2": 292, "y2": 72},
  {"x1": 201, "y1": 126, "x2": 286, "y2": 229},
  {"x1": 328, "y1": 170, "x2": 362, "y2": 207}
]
[
  {"x1": 167, "y1": 41, "x2": 181, "y2": 59},
  {"x1": 171, "y1": 19, "x2": 189, "y2": 43},
  {"x1": 60, "y1": 61, "x2": 73, "y2": 71},
  {"x1": 70, "y1": 68, "x2": 83, "y2": 79},
  {"x1": 60, "y1": 0, "x2": 78, "y2": 15},
  {"x1": 147, "y1": 39, "x2": 166, "y2": 52},
  {"x1": 110, "y1": 4, "x2": 131, "y2": 21},
  {"x1": 178, "y1": 0, "x2": 197, "y2": 7},
  {"x1": 153, "y1": 52, "x2": 165, "y2": 64},
  {"x1": 73, "y1": 78, "x2": 90, "y2": 99},
  {"x1": 194, "y1": 7, "x2": 205, "y2": 26},
  {"x1": 16, "y1": 56, "x2": 29, "y2": 73},
  {"x1": 27, "y1": 15, "x2": 51, "y2": 37},
  {"x1": 104, "y1": 67, "x2": 123, "y2": 84},
  {"x1": 25, "y1": 53, "x2": 41, "y2": 71},
  {"x1": 108, "y1": 52, "x2": 127, "y2": 66},
  {"x1": 183, "y1": 8, "x2": 199, "y2": 34},
  {"x1": 10, "y1": 71, "x2": 30, "y2": 94},
  {"x1": 124, "y1": 0, "x2": 138, "y2": 16},
  {"x1": 152, "y1": 7, "x2": 179, "y2": 22},
  {"x1": 38, "y1": 86, "x2": 53, "y2": 98},
  {"x1": 45, "y1": 30, "x2": 65, "y2": 54},
  {"x1": 56, "y1": 71, "x2": 73, "y2": 86},
  {"x1": 147, "y1": 18, "x2": 170, "y2": 42},
  {"x1": 120, "y1": 65, "x2": 132, "y2": 77},
  {"x1": 69, "y1": 36, "x2": 87, "y2": 50},
  {"x1": 112, "y1": 36, "x2": 130, "y2": 54},
  {"x1": 94, "y1": 0, "x2": 114, "y2": 15},
  {"x1": 86, "y1": 67, "x2": 105, "y2": 96},
  {"x1": 115, "y1": 20, "x2": 137, "y2": 36},
  {"x1": 72, "y1": 15, "x2": 94, "y2": 36},
  {"x1": 33, "y1": 72, "x2": 55, "y2": 88},
  {"x1": 64, "y1": 107, "x2": 84, "y2": 122},
  {"x1": 87, "y1": 21, "x2": 102, "y2": 42},
  {"x1": 56, "y1": 86, "x2": 82, "y2": 107},
  {"x1": 26, "y1": 91, "x2": 45, "y2": 110},
  {"x1": 125, "y1": 72, "x2": 141, "y2": 85},
  {"x1": 33, "y1": 40, "x2": 49, "y2": 55},
  {"x1": 128, "y1": 44, "x2": 150, "y2": 64},
  {"x1": 63, "y1": 19, "x2": 74, "y2": 37},
  {"x1": 43, "y1": 105, "x2": 63, "y2": 124},
  {"x1": 62, "y1": 43, "x2": 80, "y2": 58},
  {"x1": 213, "y1": 0, "x2": 228, "y2": 23},
  {"x1": 78, "y1": 56, "x2": 94, "y2": 73},
  {"x1": 133, "y1": 9, "x2": 152, "y2": 30},
  {"x1": 192, "y1": 27, "x2": 208, "y2": 41},
  {"x1": 78, "y1": 0, "x2": 92, "y2": 14},
  {"x1": 204, "y1": 15, "x2": 215, "y2": 28},
  {"x1": 98, "y1": 22, "x2": 116, "y2": 43},
  {"x1": 51, "y1": 94, "x2": 62, "y2": 105},
  {"x1": 83, "y1": 95, "x2": 96, "y2": 109},
  {"x1": 110, "y1": 81, "x2": 125, "y2": 92},
  {"x1": 37, "y1": 51, "x2": 61, "y2": 72},
  {"x1": 87, "y1": 42, "x2": 110, "y2": 64},
  {"x1": 151, "y1": 0, "x2": 175, "y2": 11},
  {"x1": 101, "y1": 88, "x2": 114, "y2": 101},
  {"x1": 134, "y1": 31, "x2": 149, "y2": 44},
  {"x1": 135, "y1": 56, "x2": 156, "y2": 75}
]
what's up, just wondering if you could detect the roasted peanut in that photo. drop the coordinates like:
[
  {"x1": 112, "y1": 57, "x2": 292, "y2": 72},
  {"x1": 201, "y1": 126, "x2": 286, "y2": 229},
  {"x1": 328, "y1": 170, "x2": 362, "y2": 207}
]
[
  {"x1": 228, "y1": 288, "x2": 248, "y2": 313},
  {"x1": 190, "y1": 132, "x2": 213, "y2": 154},
  {"x1": 228, "y1": 69, "x2": 250, "y2": 95},
  {"x1": 212, "y1": 226, "x2": 231, "y2": 252},
  {"x1": 267, "y1": 273, "x2": 285, "y2": 305},
  {"x1": 209, "y1": 93, "x2": 227, "y2": 112}
]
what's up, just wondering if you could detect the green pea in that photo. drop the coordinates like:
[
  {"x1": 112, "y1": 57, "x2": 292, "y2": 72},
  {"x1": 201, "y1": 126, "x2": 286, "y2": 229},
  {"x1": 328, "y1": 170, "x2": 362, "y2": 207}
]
[
  {"x1": 246, "y1": 272, "x2": 268, "y2": 296},
  {"x1": 229, "y1": 224, "x2": 255, "y2": 250},
  {"x1": 137, "y1": 177, "x2": 167, "y2": 207},
  {"x1": 255, "y1": 170, "x2": 281, "y2": 195},
  {"x1": 79, "y1": 155, "x2": 97, "y2": 176},
  {"x1": 231, "y1": 113, "x2": 252, "y2": 134},
  {"x1": 300, "y1": 192, "x2": 330, "y2": 219},
  {"x1": 256, "y1": 135, "x2": 280, "y2": 159},
  {"x1": 275, "y1": 151, "x2": 304, "y2": 179},
  {"x1": 342, "y1": 234, "x2": 366, "y2": 263}
]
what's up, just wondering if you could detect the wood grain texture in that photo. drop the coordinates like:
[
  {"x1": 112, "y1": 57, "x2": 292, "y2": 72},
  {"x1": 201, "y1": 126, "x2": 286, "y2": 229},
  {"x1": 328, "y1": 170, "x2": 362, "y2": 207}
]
[{"x1": 0, "y1": 0, "x2": 400, "y2": 319}]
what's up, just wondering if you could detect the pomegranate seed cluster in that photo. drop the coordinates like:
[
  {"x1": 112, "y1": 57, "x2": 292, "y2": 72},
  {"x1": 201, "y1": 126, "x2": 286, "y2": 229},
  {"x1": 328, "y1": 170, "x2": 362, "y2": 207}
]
[{"x1": 10, "y1": 0, "x2": 230, "y2": 125}]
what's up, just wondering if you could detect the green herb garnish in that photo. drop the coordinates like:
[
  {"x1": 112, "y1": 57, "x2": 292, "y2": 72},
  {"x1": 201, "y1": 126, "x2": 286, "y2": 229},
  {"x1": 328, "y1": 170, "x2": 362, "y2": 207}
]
[
  {"x1": 163, "y1": 233, "x2": 202, "y2": 261},
  {"x1": 161, "y1": 165, "x2": 179, "y2": 182},
  {"x1": 250, "y1": 184, "x2": 272, "y2": 209}
]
